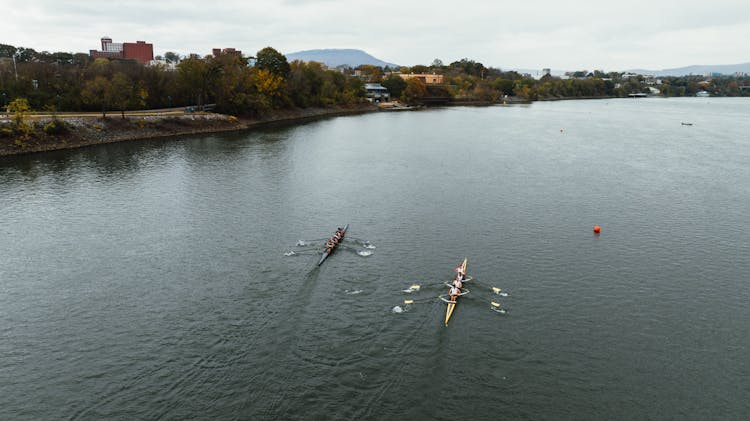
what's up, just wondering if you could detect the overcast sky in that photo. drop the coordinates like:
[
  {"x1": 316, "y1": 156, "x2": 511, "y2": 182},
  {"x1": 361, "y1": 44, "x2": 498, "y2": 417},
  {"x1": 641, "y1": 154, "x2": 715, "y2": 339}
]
[{"x1": 4, "y1": 0, "x2": 750, "y2": 71}]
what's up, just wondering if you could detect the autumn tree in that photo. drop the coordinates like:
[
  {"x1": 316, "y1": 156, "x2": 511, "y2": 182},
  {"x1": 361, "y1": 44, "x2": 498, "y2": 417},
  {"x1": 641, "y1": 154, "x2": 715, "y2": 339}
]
[
  {"x1": 401, "y1": 77, "x2": 427, "y2": 104},
  {"x1": 6, "y1": 98, "x2": 33, "y2": 140},
  {"x1": 357, "y1": 65, "x2": 383, "y2": 82},
  {"x1": 109, "y1": 72, "x2": 134, "y2": 118},
  {"x1": 81, "y1": 76, "x2": 110, "y2": 117}
]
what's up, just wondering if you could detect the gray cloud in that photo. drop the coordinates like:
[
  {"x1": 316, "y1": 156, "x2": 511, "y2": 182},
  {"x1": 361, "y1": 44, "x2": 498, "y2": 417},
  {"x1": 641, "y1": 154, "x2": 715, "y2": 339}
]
[{"x1": 4, "y1": 0, "x2": 750, "y2": 71}]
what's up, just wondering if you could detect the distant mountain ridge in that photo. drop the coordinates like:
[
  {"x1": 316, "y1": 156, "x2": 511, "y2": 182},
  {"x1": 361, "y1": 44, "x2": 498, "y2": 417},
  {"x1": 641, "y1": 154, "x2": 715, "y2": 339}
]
[
  {"x1": 285, "y1": 49, "x2": 399, "y2": 68},
  {"x1": 626, "y1": 63, "x2": 750, "y2": 76}
]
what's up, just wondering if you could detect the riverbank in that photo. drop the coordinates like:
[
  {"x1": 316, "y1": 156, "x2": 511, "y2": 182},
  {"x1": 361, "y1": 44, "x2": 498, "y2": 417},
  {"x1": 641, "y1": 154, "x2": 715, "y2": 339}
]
[{"x1": 0, "y1": 104, "x2": 376, "y2": 157}]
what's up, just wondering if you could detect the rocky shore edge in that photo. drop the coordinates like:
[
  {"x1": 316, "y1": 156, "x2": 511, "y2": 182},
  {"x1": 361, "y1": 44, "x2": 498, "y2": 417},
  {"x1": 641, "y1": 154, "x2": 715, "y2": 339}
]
[{"x1": 0, "y1": 104, "x2": 376, "y2": 157}]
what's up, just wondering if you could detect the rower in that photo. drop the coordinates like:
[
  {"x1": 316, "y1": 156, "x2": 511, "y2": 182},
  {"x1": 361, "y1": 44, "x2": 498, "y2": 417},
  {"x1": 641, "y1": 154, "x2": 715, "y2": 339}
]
[
  {"x1": 455, "y1": 264, "x2": 465, "y2": 280},
  {"x1": 452, "y1": 277, "x2": 463, "y2": 289},
  {"x1": 449, "y1": 285, "x2": 461, "y2": 302}
]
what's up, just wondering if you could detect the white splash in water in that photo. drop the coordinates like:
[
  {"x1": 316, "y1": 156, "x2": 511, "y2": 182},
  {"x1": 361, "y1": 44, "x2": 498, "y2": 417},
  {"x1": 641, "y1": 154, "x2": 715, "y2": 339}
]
[
  {"x1": 346, "y1": 289, "x2": 363, "y2": 295},
  {"x1": 499, "y1": 292, "x2": 509, "y2": 297},
  {"x1": 358, "y1": 251, "x2": 373, "y2": 257},
  {"x1": 392, "y1": 306, "x2": 404, "y2": 314},
  {"x1": 284, "y1": 251, "x2": 296, "y2": 256},
  {"x1": 296, "y1": 240, "x2": 307, "y2": 246},
  {"x1": 363, "y1": 243, "x2": 376, "y2": 249}
]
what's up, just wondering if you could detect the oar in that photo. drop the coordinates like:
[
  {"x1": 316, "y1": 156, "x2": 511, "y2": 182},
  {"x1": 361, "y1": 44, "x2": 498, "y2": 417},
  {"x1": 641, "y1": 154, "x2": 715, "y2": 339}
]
[
  {"x1": 404, "y1": 275, "x2": 475, "y2": 292},
  {"x1": 465, "y1": 290, "x2": 509, "y2": 313}
]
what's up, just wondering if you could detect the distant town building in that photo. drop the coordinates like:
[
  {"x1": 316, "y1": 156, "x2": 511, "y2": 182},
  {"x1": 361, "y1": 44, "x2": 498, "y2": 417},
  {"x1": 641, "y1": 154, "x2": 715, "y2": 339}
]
[
  {"x1": 386, "y1": 72, "x2": 444, "y2": 85},
  {"x1": 365, "y1": 83, "x2": 390, "y2": 102},
  {"x1": 89, "y1": 37, "x2": 154, "y2": 64},
  {"x1": 212, "y1": 48, "x2": 242, "y2": 58}
]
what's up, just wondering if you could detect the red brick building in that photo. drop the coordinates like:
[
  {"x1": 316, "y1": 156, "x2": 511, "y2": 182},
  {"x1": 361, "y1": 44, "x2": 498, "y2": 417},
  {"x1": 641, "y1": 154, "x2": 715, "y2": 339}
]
[
  {"x1": 90, "y1": 37, "x2": 154, "y2": 64},
  {"x1": 212, "y1": 48, "x2": 242, "y2": 58}
]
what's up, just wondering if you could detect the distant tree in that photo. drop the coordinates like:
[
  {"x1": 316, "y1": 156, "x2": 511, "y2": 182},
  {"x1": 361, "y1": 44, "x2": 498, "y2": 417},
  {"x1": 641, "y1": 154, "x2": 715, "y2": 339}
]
[
  {"x1": 571, "y1": 70, "x2": 588, "y2": 78},
  {"x1": 357, "y1": 64, "x2": 384, "y2": 82},
  {"x1": 253, "y1": 68, "x2": 285, "y2": 108},
  {"x1": 154, "y1": 55, "x2": 163, "y2": 61},
  {"x1": 449, "y1": 58, "x2": 486, "y2": 77},
  {"x1": 73, "y1": 53, "x2": 90, "y2": 66},
  {"x1": 109, "y1": 73, "x2": 133, "y2": 118},
  {"x1": 490, "y1": 78, "x2": 515, "y2": 96},
  {"x1": 81, "y1": 76, "x2": 110, "y2": 117},
  {"x1": 401, "y1": 77, "x2": 427, "y2": 104},
  {"x1": 381, "y1": 74, "x2": 407, "y2": 99},
  {"x1": 431, "y1": 58, "x2": 444, "y2": 68},
  {"x1": 410, "y1": 65, "x2": 429, "y2": 74},
  {"x1": 14, "y1": 47, "x2": 39, "y2": 62},
  {"x1": 164, "y1": 51, "x2": 180, "y2": 64},
  {"x1": 0, "y1": 43, "x2": 18, "y2": 57},
  {"x1": 6, "y1": 98, "x2": 33, "y2": 140},
  {"x1": 255, "y1": 47, "x2": 290, "y2": 78},
  {"x1": 177, "y1": 57, "x2": 212, "y2": 108}
]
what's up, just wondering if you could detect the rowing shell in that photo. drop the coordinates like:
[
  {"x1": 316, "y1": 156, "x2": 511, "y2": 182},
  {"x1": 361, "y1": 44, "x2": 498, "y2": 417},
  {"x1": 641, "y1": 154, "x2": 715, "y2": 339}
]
[
  {"x1": 445, "y1": 258, "x2": 468, "y2": 326},
  {"x1": 318, "y1": 224, "x2": 349, "y2": 266}
]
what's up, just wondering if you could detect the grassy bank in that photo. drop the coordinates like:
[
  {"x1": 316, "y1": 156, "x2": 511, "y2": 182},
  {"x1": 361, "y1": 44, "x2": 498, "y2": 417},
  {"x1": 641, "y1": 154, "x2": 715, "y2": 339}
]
[{"x1": 0, "y1": 104, "x2": 376, "y2": 157}]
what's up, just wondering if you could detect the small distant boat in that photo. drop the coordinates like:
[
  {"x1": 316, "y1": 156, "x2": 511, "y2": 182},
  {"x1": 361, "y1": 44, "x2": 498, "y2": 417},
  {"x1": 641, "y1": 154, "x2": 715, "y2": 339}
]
[
  {"x1": 318, "y1": 224, "x2": 348, "y2": 266},
  {"x1": 696, "y1": 91, "x2": 710, "y2": 97},
  {"x1": 628, "y1": 93, "x2": 648, "y2": 98},
  {"x1": 681, "y1": 122, "x2": 693, "y2": 126}
]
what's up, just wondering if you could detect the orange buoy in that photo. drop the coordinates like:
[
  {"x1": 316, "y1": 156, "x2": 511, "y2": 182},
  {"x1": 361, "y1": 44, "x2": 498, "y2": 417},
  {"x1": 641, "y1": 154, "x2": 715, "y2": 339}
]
[{"x1": 593, "y1": 225, "x2": 601, "y2": 233}]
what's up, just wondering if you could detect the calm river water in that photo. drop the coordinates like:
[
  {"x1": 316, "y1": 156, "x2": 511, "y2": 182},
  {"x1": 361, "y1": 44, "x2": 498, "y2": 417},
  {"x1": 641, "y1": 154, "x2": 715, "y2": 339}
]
[{"x1": 2, "y1": 98, "x2": 749, "y2": 420}]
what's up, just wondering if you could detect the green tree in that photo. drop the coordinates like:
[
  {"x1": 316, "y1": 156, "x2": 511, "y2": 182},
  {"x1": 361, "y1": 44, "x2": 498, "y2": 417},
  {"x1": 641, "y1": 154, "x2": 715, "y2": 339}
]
[
  {"x1": 0, "y1": 43, "x2": 18, "y2": 57},
  {"x1": 381, "y1": 74, "x2": 407, "y2": 99},
  {"x1": 164, "y1": 51, "x2": 180, "y2": 64},
  {"x1": 177, "y1": 57, "x2": 212, "y2": 108},
  {"x1": 255, "y1": 47, "x2": 290, "y2": 78}
]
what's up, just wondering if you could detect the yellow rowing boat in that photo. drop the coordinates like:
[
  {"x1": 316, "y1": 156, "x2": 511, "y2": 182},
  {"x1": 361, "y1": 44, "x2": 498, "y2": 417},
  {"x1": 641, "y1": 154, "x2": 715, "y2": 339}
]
[{"x1": 445, "y1": 258, "x2": 468, "y2": 326}]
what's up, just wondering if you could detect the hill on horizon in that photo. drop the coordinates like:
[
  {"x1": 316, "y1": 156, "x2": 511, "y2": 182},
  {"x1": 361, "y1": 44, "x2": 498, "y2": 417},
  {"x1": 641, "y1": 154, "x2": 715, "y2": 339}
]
[
  {"x1": 285, "y1": 49, "x2": 399, "y2": 68},
  {"x1": 627, "y1": 62, "x2": 750, "y2": 76}
]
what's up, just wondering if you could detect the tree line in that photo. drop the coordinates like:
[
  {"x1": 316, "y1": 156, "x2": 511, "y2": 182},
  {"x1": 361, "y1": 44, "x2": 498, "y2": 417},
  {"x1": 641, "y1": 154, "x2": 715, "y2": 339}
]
[
  {"x1": 2, "y1": 43, "x2": 749, "y2": 117},
  {"x1": 0, "y1": 44, "x2": 366, "y2": 117}
]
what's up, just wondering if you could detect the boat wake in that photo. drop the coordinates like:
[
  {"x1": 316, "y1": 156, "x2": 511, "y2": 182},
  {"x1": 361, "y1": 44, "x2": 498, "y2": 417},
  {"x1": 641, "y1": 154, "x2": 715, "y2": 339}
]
[
  {"x1": 491, "y1": 308, "x2": 507, "y2": 314},
  {"x1": 357, "y1": 250, "x2": 373, "y2": 257},
  {"x1": 284, "y1": 251, "x2": 296, "y2": 256},
  {"x1": 346, "y1": 289, "x2": 363, "y2": 295},
  {"x1": 363, "y1": 243, "x2": 376, "y2": 249}
]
